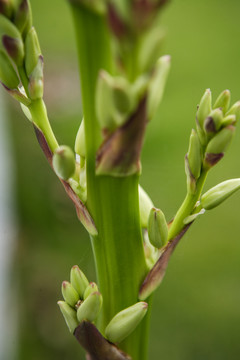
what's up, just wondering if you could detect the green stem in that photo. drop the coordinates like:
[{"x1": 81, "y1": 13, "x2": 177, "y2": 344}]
[
  {"x1": 69, "y1": 4, "x2": 149, "y2": 359},
  {"x1": 168, "y1": 169, "x2": 208, "y2": 241}
]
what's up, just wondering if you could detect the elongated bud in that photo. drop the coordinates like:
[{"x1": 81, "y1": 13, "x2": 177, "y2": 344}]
[
  {"x1": 197, "y1": 89, "x2": 212, "y2": 128},
  {"x1": 187, "y1": 129, "x2": 202, "y2": 179},
  {"x1": 83, "y1": 282, "x2": 99, "y2": 300},
  {"x1": 24, "y1": 26, "x2": 41, "y2": 76},
  {"x1": 28, "y1": 55, "x2": 43, "y2": 99},
  {"x1": 53, "y1": 145, "x2": 76, "y2": 180},
  {"x1": 62, "y1": 281, "x2": 80, "y2": 307},
  {"x1": 75, "y1": 119, "x2": 86, "y2": 157},
  {"x1": 205, "y1": 125, "x2": 235, "y2": 155},
  {"x1": 77, "y1": 291, "x2": 102, "y2": 323},
  {"x1": 139, "y1": 185, "x2": 154, "y2": 228},
  {"x1": 105, "y1": 302, "x2": 148, "y2": 343},
  {"x1": 57, "y1": 301, "x2": 78, "y2": 333},
  {"x1": 0, "y1": 0, "x2": 14, "y2": 18},
  {"x1": 0, "y1": 50, "x2": 19, "y2": 89},
  {"x1": 213, "y1": 90, "x2": 231, "y2": 114},
  {"x1": 14, "y1": 0, "x2": 32, "y2": 34},
  {"x1": 201, "y1": 178, "x2": 240, "y2": 210},
  {"x1": 226, "y1": 101, "x2": 240, "y2": 122},
  {"x1": 2, "y1": 34, "x2": 24, "y2": 65},
  {"x1": 204, "y1": 108, "x2": 223, "y2": 134},
  {"x1": 185, "y1": 155, "x2": 196, "y2": 194},
  {"x1": 147, "y1": 55, "x2": 171, "y2": 119},
  {"x1": 70, "y1": 265, "x2": 89, "y2": 298},
  {"x1": 148, "y1": 207, "x2": 168, "y2": 249}
]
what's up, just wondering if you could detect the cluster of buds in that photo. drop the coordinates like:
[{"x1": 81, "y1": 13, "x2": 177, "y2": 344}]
[
  {"x1": 95, "y1": 55, "x2": 170, "y2": 176},
  {"x1": 58, "y1": 265, "x2": 148, "y2": 344},
  {"x1": 0, "y1": 0, "x2": 44, "y2": 103},
  {"x1": 185, "y1": 89, "x2": 240, "y2": 194}
]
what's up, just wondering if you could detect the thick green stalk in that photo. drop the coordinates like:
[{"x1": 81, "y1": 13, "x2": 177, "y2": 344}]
[
  {"x1": 70, "y1": 4, "x2": 149, "y2": 359},
  {"x1": 168, "y1": 170, "x2": 208, "y2": 240}
]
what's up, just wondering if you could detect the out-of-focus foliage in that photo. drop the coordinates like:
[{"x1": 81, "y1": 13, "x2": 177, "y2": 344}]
[{"x1": 8, "y1": 0, "x2": 240, "y2": 359}]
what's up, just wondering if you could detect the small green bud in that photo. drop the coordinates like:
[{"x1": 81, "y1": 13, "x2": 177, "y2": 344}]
[
  {"x1": 14, "y1": 0, "x2": 32, "y2": 34},
  {"x1": 213, "y1": 89, "x2": 231, "y2": 114},
  {"x1": 139, "y1": 185, "x2": 154, "y2": 228},
  {"x1": 221, "y1": 114, "x2": 236, "y2": 127},
  {"x1": 70, "y1": 265, "x2": 89, "y2": 298},
  {"x1": 28, "y1": 55, "x2": 43, "y2": 99},
  {"x1": 75, "y1": 119, "x2": 85, "y2": 157},
  {"x1": 204, "y1": 108, "x2": 223, "y2": 134},
  {"x1": 24, "y1": 26, "x2": 41, "y2": 76},
  {"x1": 187, "y1": 129, "x2": 202, "y2": 179},
  {"x1": 52, "y1": 145, "x2": 76, "y2": 181},
  {"x1": 61, "y1": 281, "x2": 80, "y2": 308},
  {"x1": 2, "y1": 34, "x2": 24, "y2": 65},
  {"x1": 201, "y1": 178, "x2": 240, "y2": 210},
  {"x1": 205, "y1": 125, "x2": 235, "y2": 155},
  {"x1": 226, "y1": 101, "x2": 240, "y2": 122},
  {"x1": 147, "y1": 55, "x2": 171, "y2": 119},
  {"x1": 105, "y1": 302, "x2": 148, "y2": 344},
  {"x1": 77, "y1": 291, "x2": 103, "y2": 323},
  {"x1": 0, "y1": 50, "x2": 19, "y2": 89},
  {"x1": 197, "y1": 89, "x2": 212, "y2": 128},
  {"x1": 57, "y1": 301, "x2": 78, "y2": 333},
  {"x1": 148, "y1": 207, "x2": 168, "y2": 249},
  {"x1": 112, "y1": 77, "x2": 134, "y2": 118},
  {"x1": 83, "y1": 282, "x2": 99, "y2": 300}
]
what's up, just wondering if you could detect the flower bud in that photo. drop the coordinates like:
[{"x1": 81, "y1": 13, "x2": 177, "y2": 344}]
[
  {"x1": 83, "y1": 282, "x2": 99, "y2": 300},
  {"x1": 201, "y1": 178, "x2": 240, "y2": 210},
  {"x1": 139, "y1": 185, "x2": 154, "y2": 228},
  {"x1": 105, "y1": 302, "x2": 148, "y2": 344},
  {"x1": 221, "y1": 114, "x2": 236, "y2": 127},
  {"x1": 187, "y1": 129, "x2": 202, "y2": 179},
  {"x1": 197, "y1": 89, "x2": 212, "y2": 128},
  {"x1": 75, "y1": 119, "x2": 86, "y2": 157},
  {"x1": 0, "y1": 0, "x2": 14, "y2": 18},
  {"x1": 77, "y1": 291, "x2": 102, "y2": 323},
  {"x1": 14, "y1": 0, "x2": 32, "y2": 34},
  {"x1": 213, "y1": 89, "x2": 231, "y2": 114},
  {"x1": 147, "y1": 55, "x2": 171, "y2": 119},
  {"x1": 24, "y1": 26, "x2": 41, "y2": 76},
  {"x1": 70, "y1": 265, "x2": 89, "y2": 299},
  {"x1": 52, "y1": 145, "x2": 76, "y2": 181},
  {"x1": 57, "y1": 301, "x2": 78, "y2": 333},
  {"x1": 61, "y1": 281, "x2": 80, "y2": 307},
  {"x1": 226, "y1": 101, "x2": 240, "y2": 122},
  {"x1": 204, "y1": 108, "x2": 223, "y2": 134},
  {"x1": 205, "y1": 125, "x2": 235, "y2": 155},
  {"x1": 0, "y1": 50, "x2": 19, "y2": 89},
  {"x1": 28, "y1": 55, "x2": 43, "y2": 99},
  {"x1": 112, "y1": 77, "x2": 134, "y2": 119},
  {"x1": 148, "y1": 207, "x2": 168, "y2": 249},
  {"x1": 2, "y1": 34, "x2": 24, "y2": 65}
]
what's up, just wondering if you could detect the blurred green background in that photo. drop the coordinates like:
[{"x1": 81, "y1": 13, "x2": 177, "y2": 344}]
[{"x1": 3, "y1": 0, "x2": 240, "y2": 359}]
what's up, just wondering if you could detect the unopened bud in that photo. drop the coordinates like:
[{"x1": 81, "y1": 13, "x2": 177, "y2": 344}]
[
  {"x1": 221, "y1": 114, "x2": 236, "y2": 127},
  {"x1": 148, "y1": 207, "x2": 168, "y2": 249},
  {"x1": 53, "y1": 145, "x2": 76, "y2": 181},
  {"x1": 139, "y1": 185, "x2": 154, "y2": 228},
  {"x1": 77, "y1": 291, "x2": 102, "y2": 323},
  {"x1": 70, "y1": 265, "x2": 89, "y2": 299},
  {"x1": 0, "y1": 50, "x2": 19, "y2": 89},
  {"x1": 0, "y1": 0, "x2": 14, "y2": 18},
  {"x1": 14, "y1": 0, "x2": 32, "y2": 34},
  {"x1": 187, "y1": 129, "x2": 202, "y2": 179},
  {"x1": 204, "y1": 108, "x2": 223, "y2": 134},
  {"x1": 197, "y1": 89, "x2": 212, "y2": 128},
  {"x1": 147, "y1": 55, "x2": 171, "y2": 119},
  {"x1": 83, "y1": 282, "x2": 99, "y2": 300},
  {"x1": 112, "y1": 77, "x2": 134, "y2": 119},
  {"x1": 226, "y1": 101, "x2": 240, "y2": 122},
  {"x1": 28, "y1": 55, "x2": 43, "y2": 99},
  {"x1": 213, "y1": 89, "x2": 231, "y2": 114},
  {"x1": 201, "y1": 178, "x2": 240, "y2": 210},
  {"x1": 61, "y1": 281, "x2": 80, "y2": 308},
  {"x1": 57, "y1": 301, "x2": 78, "y2": 333},
  {"x1": 105, "y1": 302, "x2": 148, "y2": 343},
  {"x1": 24, "y1": 26, "x2": 41, "y2": 76},
  {"x1": 75, "y1": 119, "x2": 86, "y2": 157}
]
